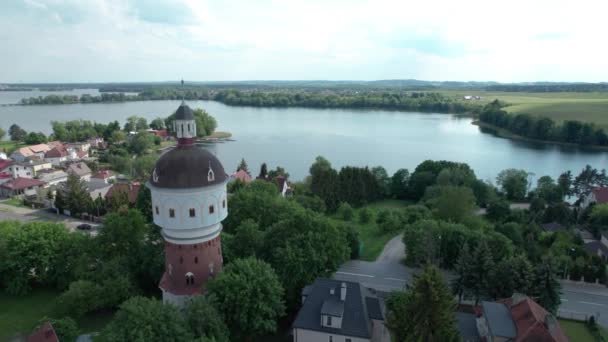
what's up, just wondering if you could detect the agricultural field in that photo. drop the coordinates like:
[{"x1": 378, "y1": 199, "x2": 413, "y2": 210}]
[{"x1": 442, "y1": 91, "x2": 608, "y2": 128}]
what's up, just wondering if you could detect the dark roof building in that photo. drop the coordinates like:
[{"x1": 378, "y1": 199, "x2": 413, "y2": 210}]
[
  {"x1": 584, "y1": 240, "x2": 608, "y2": 260},
  {"x1": 469, "y1": 294, "x2": 568, "y2": 342},
  {"x1": 292, "y1": 278, "x2": 389, "y2": 342}
]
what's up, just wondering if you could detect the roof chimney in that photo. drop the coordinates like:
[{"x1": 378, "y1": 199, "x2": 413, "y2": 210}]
[{"x1": 340, "y1": 282, "x2": 347, "y2": 301}]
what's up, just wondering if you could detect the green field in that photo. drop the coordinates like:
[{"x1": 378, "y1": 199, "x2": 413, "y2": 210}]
[
  {"x1": 332, "y1": 199, "x2": 409, "y2": 261},
  {"x1": 1, "y1": 198, "x2": 26, "y2": 208},
  {"x1": 443, "y1": 91, "x2": 608, "y2": 128},
  {"x1": 0, "y1": 140, "x2": 20, "y2": 154},
  {"x1": 558, "y1": 319, "x2": 597, "y2": 342},
  {"x1": 0, "y1": 288, "x2": 114, "y2": 340}
]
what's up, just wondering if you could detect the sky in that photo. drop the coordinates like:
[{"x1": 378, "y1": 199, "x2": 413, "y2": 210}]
[{"x1": 1, "y1": 0, "x2": 607, "y2": 83}]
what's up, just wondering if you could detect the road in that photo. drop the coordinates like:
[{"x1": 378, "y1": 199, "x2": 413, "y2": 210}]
[
  {"x1": 334, "y1": 232, "x2": 608, "y2": 326},
  {"x1": 0, "y1": 203, "x2": 100, "y2": 234}
]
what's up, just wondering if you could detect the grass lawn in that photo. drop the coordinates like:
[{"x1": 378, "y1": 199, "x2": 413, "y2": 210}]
[
  {"x1": 1, "y1": 197, "x2": 26, "y2": 208},
  {"x1": 332, "y1": 199, "x2": 409, "y2": 261},
  {"x1": 0, "y1": 140, "x2": 20, "y2": 154},
  {"x1": 441, "y1": 90, "x2": 608, "y2": 128},
  {"x1": 558, "y1": 319, "x2": 595, "y2": 342},
  {"x1": 0, "y1": 288, "x2": 61, "y2": 341},
  {"x1": 0, "y1": 288, "x2": 114, "y2": 340}
]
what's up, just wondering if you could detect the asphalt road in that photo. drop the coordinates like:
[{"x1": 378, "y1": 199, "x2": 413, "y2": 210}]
[
  {"x1": 334, "y1": 231, "x2": 608, "y2": 326},
  {"x1": 0, "y1": 203, "x2": 100, "y2": 234}
]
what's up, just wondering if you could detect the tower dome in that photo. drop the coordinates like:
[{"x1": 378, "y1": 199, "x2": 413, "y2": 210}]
[
  {"x1": 151, "y1": 145, "x2": 227, "y2": 189},
  {"x1": 174, "y1": 101, "x2": 195, "y2": 120}
]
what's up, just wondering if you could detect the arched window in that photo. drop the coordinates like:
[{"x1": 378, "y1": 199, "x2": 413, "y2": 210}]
[
  {"x1": 208, "y1": 168, "x2": 215, "y2": 182},
  {"x1": 181, "y1": 124, "x2": 184, "y2": 135},
  {"x1": 209, "y1": 205, "x2": 215, "y2": 214},
  {"x1": 155, "y1": 206, "x2": 159, "y2": 215},
  {"x1": 189, "y1": 208, "x2": 196, "y2": 217},
  {"x1": 169, "y1": 209, "x2": 175, "y2": 218},
  {"x1": 187, "y1": 123, "x2": 190, "y2": 132},
  {"x1": 222, "y1": 199, "x2": 226, "y2": 208},
  {"x1": 185, "y1": 272, "x2": 194, "y2": 285},
  {"x1": 194, "y1": 256, "x2": 198, "y2": 264}
]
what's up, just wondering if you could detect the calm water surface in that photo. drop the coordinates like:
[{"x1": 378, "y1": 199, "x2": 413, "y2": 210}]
[{"x1": 1, "y1": 92, "x2": 606, "y2": 181}]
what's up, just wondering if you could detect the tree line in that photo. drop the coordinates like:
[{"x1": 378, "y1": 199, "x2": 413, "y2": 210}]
[{"x1": 479, "y1": 100, "x2": 608, "y2": 146}]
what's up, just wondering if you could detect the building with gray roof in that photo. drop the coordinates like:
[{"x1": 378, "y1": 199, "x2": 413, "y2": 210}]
[{"x1": 292, "y1": 278, "x2": 390, "y2": 342}]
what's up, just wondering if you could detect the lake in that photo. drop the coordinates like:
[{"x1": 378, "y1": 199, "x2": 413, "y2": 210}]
[{"x1": 1, "y1": 91, "x2": 607, "y2": 182}]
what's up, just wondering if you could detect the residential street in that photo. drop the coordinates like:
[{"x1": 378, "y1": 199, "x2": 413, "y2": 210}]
[
  {"x1": 0, "y1": 203, "x2": 99, "y2": 233},
  {"x1": 334, "y1": 232, "x2": 608, "y2": 326}
]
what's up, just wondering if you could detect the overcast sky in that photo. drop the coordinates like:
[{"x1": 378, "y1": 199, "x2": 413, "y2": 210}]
[{"x1": 2, "y1": 0, "x2": 607, "y2": 83}]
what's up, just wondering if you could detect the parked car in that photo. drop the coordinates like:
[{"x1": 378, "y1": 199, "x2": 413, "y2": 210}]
[{"x1": 77, "y1": 223, "x2": 92, "y2": 230}]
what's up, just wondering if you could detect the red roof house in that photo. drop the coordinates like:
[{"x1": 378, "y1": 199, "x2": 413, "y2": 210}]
[
  {"x1": 232, "y1": 169, "x2": 252, "y2": 183},
  {"x1": 105, "y1": 182, "x2": 141, "y2": 204},
  {"x1": 1, "y1": 177, "x2": 46, "y2": 197},
  {"x1": 27, "y1": 322, "x2": 59, "y2": 342},
  {"x1": 582, "y1": 187, "x2": 608, "y2": 208},
  {"x1": 0, "y1": 159, "x2": 14, "y2": 171}
]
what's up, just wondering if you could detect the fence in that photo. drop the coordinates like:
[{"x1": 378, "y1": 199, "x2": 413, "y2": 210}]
[{"x1": 557, "y1": 309, "x2": 590, "y2": 322}]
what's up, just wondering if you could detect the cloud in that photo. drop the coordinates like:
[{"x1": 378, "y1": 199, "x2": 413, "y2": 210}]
[{"x1": 0, "y1": 0, "x2": 607, "y2": 82}]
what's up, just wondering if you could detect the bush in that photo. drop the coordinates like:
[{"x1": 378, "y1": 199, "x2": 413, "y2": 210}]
[
  {"x1": 337, "y1": 202, "x2": 355, "y2": 221},
  {"x1": 358, "y1": 207, "x2": 373, "y2": 223},
  {"x1": 377, "y1": 210, "x2": 403, "y2": 233}
]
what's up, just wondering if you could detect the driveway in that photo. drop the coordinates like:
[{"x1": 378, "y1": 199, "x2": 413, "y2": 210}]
[{"x1": 334, "y1": 233, "x2": 415, "y2": 292}]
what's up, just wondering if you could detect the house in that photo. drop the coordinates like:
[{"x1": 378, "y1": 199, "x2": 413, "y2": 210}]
[
  {"x1": 2, "y1": 160, "x2": 52, "y2": 179},
  {"x1": 10, "y1": 144, "x2": 51, "y2": 162},
  {"x1": 90, "y1": 170, "x2": 115, "y2": 185},
  {"x1": 105, "y1": 182, "x2": 141, "y2": 204},
  {"x1": 44, "y1": 147, "x2": 69, "y2": 166},
  {"x1": 27, "y1": 321, "x2": 59, "y2": 342},
  {"x1": 87, "y1": 137, "x2": 105, "y2": 149},
  {"x1": 575, "y1": 227, "x2": 595, "y2": 243},
  {"x1": 0, "y1": 177, "x2": 46, "y2": 198},
  {"x1": 276, "y1": 175, "x2": 292, "y2": 197},
  {"x1": 67, "y1": 142, "x2": 91, "y2": 153},
  {"x1": 0, "y1": 151, "x2": 7, "y2": 160},
  {"x1": 146, "y1": 129, "x2": 169, "y2": 138},
  {"x1": 231, "y1": 169, "x2": 252, "y2": 183},
  {"x1": 583, "y1": 231, "x2": 608, "y2": 261},
  {"x1": 470, "y1": 294, "x2": 567, "y2": 342},
  {"x1": 37, "y1": 170, "x2": 68, "y2": 187},
  {"x1": 581, "y1": 187, "x2": 608, "y2": 209},
  {"x1": 66, "y1": 162, "x2": 92, "y2": 181},
  {"x1": 87, "y1": 181, "x2": 113, "y2": 201},
  {"x1": 541, "y1": 222, "x2": 565, "y2": 233},
  {"x1": 292, "y1": 278, "x2": 390, "y2": 342}
]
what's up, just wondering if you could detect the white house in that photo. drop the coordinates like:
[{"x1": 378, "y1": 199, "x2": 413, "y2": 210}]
[
  {"x1": 6, "y1": 160, "x2": 53, "y2": 178},
  {"x1": 44, "y1": 147, "x2": 69, "y2": 166},
  {"x1": 67, "y1": 142, "x2": 91, "y2": 153},
  {"x1": 581, "y1": 187, "x2": 608, "y2": 209},
  {"x1": 292, "y1": 279, "x2": 390, "y2": 342}
]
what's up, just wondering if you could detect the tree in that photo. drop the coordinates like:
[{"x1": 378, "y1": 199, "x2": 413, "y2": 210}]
[
  {"x1": 496, "y1": 169, "x2": 529, "y2": 200},
  {"x1": 535, "y1": 176, "x2": 563, "y2": 203},
  {"x1": 309, "y1": 156, "x2": 339, "y2": 211},
  {"x1": 101, "y1": 296, "x2": 192, "y2": 341},
  {"x1": 488, "y1": 255, "x2": 534, "y2": 300},
  {"x1": 337, "y1": 202, "x2": 355, "y2": 221},
  {"x1": 57, "y1": 280, "x2": 102, "y2": 317},
  {"x1": 470, "y1": 241, "x2": 494, "y2": 304},
  {"x1": 135, "y1": 185, "x2": 153, "y2": 222},
  {"x1": 9, "y1": 123, "x2": 27, "y2": 142},
  {"x1": 376, "y1": 209, "x2": 403, "y2": 233},
  {"x1": 229, "y1": 219, "x2": 264, "y2": 259},
  {"x1": 358, "y1": 207, "x2": 373, "y2": 223},
  {"x1": 58, "y1": 174, "x2": 91, "y2": 217},
  {"x1": 386, "y1": 265, "x2": 458, "y2": 342},
  {"x1": 149, "y1": 117, "x2": 166, "y2": 130},
  {"x1": 533, "y1": 259, "x2": 561, "y2": 314},
  {"x1": 109, "y1": 130, "x2": 126, "y2": 144},
  {"x1": 452, "y1": 243, "x2": 473, "y2": 304},
  {"x1": 573, "y1": 165, "x2": 608, "y2": 197},
  {"x1": 24, "y1": 131, "x2": 47, "y2": 144},
  {"x1": 258, "y1": 162, "x2": 268, "y2": 179},
  {"x1": 237, "y1": 158, "x2": 250, "y2": 175},
  {"x1": 208, "y1": 258, "x2": 285, "y2": 341},
  {"x1": 129, "y1": 131, "x2": 154, "y2": 155},
  {"x1": 0, "y1": 127, "x2": 5, "y2": 140},
  {"x1": 558, "y1": 171, "x2": 573, "y2": 197},
  {"x1": 36, "y1": 317, "x2": 79, "y2": 342},
  {"x1": 486, "y1": 199, "x2": 511, "y2": 222},
  {"x1": 184, "y1": 296, "x2": 229, "y2": 342},
  {"x1": 429, "y1": 186, "x2": 476, "y2": 223},
  {"x1": 97, "y1": 209, "x2": 147, "y2": 260},
  {"x1": 132, "y1": 154, "x2": 158, "y2": 180},
  {"x1": 371, "y1": 166, "x2": 390, "y2": 197}
]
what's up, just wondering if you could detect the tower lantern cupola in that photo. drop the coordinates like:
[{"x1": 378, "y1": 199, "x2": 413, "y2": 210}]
[{"x1": 174, "y1": 101, "x2": 196, "y2": 146}]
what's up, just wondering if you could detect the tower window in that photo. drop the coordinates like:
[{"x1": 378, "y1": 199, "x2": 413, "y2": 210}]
[
  {"x1": 208, "y1": 168, "x2": 215, "y2": 182},
  {"x1": 187, "y1": 123, "x2": 190, "y2": 132},
  {"x1": 195, "y1": 257, "x2": 198, "y2": 264},
  {"x1": 189, "y1": 208, "x2": 196, "y2": 217},
  {"x1": 185, "y1": 272, "x2": 194, "y2": 285},
  {"x1": 169, "y1": 209, "x2": 175, "y2": 218},
  {"x1": 327, "y1": 316, "x2": 332, "y2": 326},
  {"x1": 209, "y1": 205, "x2": 214, "y2": 214},
  {"x1": 222, "y1": 199, "x2": 226, "y2": 208},
  {"x1": 155, "y1": 206, "x2": 159, "y2": 215}
]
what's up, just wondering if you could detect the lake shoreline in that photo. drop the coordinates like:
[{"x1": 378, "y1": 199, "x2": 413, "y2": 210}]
[{"x1": 472, "y1": 120, "x2": 608, "y2": 151}]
